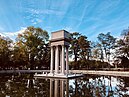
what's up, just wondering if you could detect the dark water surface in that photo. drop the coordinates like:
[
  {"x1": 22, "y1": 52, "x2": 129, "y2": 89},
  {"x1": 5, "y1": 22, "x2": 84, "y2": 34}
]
[{"x1": 0, "y1": 74, "x2": 129, "y2": 97}]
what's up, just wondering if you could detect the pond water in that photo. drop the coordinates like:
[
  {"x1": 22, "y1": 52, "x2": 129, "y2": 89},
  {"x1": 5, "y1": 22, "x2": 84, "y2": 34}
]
[{"x1": 0, "y1": 74, "x2": 129, "y2": 97}]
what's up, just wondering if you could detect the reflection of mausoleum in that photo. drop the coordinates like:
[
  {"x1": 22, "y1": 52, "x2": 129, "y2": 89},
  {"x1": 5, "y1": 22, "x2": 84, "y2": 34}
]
[{"x1": 50, "y1": 78, "x2": 69, "y2": 97}]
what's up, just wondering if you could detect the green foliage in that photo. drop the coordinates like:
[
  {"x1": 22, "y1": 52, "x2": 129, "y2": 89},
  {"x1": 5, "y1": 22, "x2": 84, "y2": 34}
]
[
  {"x1": 97, "y1": 32, "x2": 116, "y2": 60},
  {"x1": 69, "y1": 32, "x2": 81, "y2": 62},
  {"x1": 78, "y1": 35, "x2": 90, "y2": 60},
  {"x1": 0, "y1": 25, "x2": 129, "y2": 70},
  {"x1": 0, "y1": 26, "x2": 50, "y2": 70},
  {"x1": 97, "y1": 32, "x2": 116, "y2": 69},
  {"x1": 14, "y1": 26, "x2": 50, "y2": 69},
  {"x1": 69, "y1": 32, "x2": 91, "y2": 69},
  {"x1": 116, "y1": 27, "x2": 129, "y2": 57},
  {"x1": 114, "y1": 27, "x2": 129, "y2": 69},
  {"x1": 70, "y1": 60, "x2": 109, "y2": 70},
  {"x1": 0, "y1": 36, "x2": 13, "y2": 68}
]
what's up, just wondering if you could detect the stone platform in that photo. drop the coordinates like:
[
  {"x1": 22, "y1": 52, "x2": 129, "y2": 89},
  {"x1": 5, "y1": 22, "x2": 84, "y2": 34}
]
[{"x1": 34, "y1": 72, "x2": 83, "y2": 79}]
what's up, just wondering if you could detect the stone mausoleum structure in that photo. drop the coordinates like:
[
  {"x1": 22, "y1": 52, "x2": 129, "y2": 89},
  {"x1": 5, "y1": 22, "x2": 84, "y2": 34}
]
[
  {"x1": 35, "y1": 30, "x2": 83, "y2": 78},
  {"x1": 49, "y1": 30, "x2": 70, "y2": 76}
]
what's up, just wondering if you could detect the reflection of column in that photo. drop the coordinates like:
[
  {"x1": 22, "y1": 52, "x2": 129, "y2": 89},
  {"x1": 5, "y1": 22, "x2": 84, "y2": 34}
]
[
  {"x1": 60, "y1": 80, "x2": 64, "y2": 97},
  {"x1": 50, "y1": 79, "x2": 53, "y2": 97},
  {"x1": 54, "y1": 80, "x2": 59, "y2": 97},
  {"x1": 66, "y1": 79, "x2": 69, "y2": 97},
  {"x1": 62, "y1": 45, "x2": 65, "y2": 74},
  {"x1": 66, "y1": 46, "x2": 69, "y2": 74},
  {"x1": 50, "y1": 79, "x2": 69, "y2": 97},
  {"x1": 50, "y1": 46, "x2": 54, "y2": 73},
  {"x1": 55, "y1": 46, "x2": 59, "y2": 74}
]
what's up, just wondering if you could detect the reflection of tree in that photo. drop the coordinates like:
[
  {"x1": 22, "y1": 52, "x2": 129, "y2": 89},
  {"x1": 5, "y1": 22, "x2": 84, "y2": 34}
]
[
  {"x1": 69, "y1": 75, "x2": 129, "y2": 97},
  {"x1": 0, "y1": 74, "x2": 129, "y2": 97},
  {"x1": 115, "y1": 77, "x2": 129, "y2": 97},
  {"x1": 69, "y1": 78, "x2": 93, "y2": 97},
  {"x1": 0, "y1": 74, "x2": 50, "y2": 97}
]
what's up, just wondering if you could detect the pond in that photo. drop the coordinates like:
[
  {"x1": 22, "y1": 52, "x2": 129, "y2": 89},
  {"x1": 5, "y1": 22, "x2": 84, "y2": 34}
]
[{"x1": 0, "y1": 74, "x2": 129, "y2": 97}]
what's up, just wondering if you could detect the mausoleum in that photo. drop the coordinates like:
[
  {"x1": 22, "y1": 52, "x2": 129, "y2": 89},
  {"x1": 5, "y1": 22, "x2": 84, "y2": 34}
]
[{"x1": 34, "y1": 30, "x2": 83, "y2": 78}]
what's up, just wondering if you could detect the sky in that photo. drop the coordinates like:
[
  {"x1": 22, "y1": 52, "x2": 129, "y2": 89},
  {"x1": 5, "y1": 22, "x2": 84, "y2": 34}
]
[{"x1": 0, "y1": 0, "x2": 129, "y2": 41}]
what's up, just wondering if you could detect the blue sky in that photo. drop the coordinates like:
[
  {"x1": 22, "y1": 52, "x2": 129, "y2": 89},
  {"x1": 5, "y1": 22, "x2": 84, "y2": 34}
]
[{"x1": 0, "y1": 0, "x2": 129, "y2": 41}]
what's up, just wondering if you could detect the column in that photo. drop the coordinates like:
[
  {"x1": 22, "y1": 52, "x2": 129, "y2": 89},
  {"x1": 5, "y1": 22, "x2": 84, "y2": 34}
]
[
  {"x1": 50, "y1": 46, "x2": 54, "y2": 74},
  {"x1": 61, "y1": 45, "x2": 65, "y2": 74},
  {"x1": 55, "y1": 46, "x2": 59, "y2": 74},
  {"x1": 66, "y1": 46, "x2": 69, "y2": 74},
  {"x1": 60, "y1": 48, "x2": 62, "y2": 73}
]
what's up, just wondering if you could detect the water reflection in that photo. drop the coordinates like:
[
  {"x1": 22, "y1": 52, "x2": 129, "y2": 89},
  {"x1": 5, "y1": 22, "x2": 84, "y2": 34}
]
[
  {"x1": 0, "y1": 74, "x2": 129, "y2": 97},
  {"x1": 49, "y1": 79, "x2": 69, "y2": 97}
]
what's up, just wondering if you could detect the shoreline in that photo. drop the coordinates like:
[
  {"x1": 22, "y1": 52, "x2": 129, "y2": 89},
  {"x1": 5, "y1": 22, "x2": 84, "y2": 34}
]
[
  {"x1": 71, "y1": 70, "x2": 129, "y2": 77},
  {"x1": 0, "y1": 70, "x2": 129, "y2": 77}
]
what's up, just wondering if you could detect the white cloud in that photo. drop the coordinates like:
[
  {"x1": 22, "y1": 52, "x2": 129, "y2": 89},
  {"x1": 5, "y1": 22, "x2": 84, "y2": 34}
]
[
  {"x1": 31, "y1": 18, "x2": 43, "y2": 25},
  {"x1": 0, "y1": 27, "x2": 26, "y2": 40},
  {"x1": 29, "y1": 9, "x2": 64, "y2": 16},
  {"x1": 0, "y1": 32, "x2": 6, "y2": 37}
]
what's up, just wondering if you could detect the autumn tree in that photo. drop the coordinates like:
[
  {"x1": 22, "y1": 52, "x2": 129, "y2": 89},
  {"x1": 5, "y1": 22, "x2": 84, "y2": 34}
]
[
  {"x1": 0, "y1": 36, "x2": 13, "y2": 69},
  {"x1": 70, "y1": 32, "x2": 91, "y2": 69},
  {"x1": 15, "y1": 26, "x2": 49, "y2": 69},
  {"x1": 78, "y1": 35, "x2": 91, "y2": 69},
  {"x1": 78, "y1": 35, "x2": 90, "y2": 60}
]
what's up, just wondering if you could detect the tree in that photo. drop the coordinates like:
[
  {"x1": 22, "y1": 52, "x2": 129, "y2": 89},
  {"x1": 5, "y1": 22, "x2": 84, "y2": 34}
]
[
  {"x1": 91, "y1": 42, "x2": 104, "y2": 62},
  {"x1": 0, "y1": 36, "x2": 13, "y2": 69},
  {"x1": 15, "y1": 26, "x2": 49, "y2": 69},
  {"x1": 97, "y1": 32, "x2": 116, "y2": 69},
  {"x1": 12, "y1": 41, "x2": 28, "y2": 69},
  {"x1": 69, "y1": 32, "x2": 81, "y2": 69},
  {"x1": 115, "y1": 27, "x2": 129, "y2": 69},
  {"x1": 117, "y1": 27, "x2": 129, "y2": 58},
  {"x1": 70, "y1": 32, "x2": 91, "y2": 69},
  {"x1": 78, "y1": 35, "x2": 90, "y2": 60}
]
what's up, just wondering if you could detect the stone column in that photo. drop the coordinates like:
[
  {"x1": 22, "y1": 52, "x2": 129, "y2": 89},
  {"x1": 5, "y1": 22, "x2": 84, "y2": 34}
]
[
  {"x1": 60, "y1": 48, "x2": 62, "y2": 73},
  {"x1": 55, "y1": 46, "x2": 59, "y2": 74},
  {"x1": 61, "y1": 45, "x2": 65, "y2": 74},
  {"x1": 50, "y1": 46, "x2": 54, "y2": 74},
  {"x1": 66, "y1": 46, "x2": 69, "y2": 74}
]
